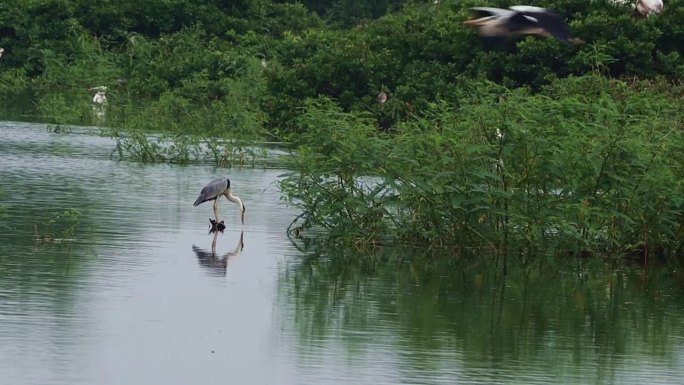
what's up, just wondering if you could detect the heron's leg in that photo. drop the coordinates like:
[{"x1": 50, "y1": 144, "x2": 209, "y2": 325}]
[
  {"x1": 211, "y1": 231, "x2": 219, "y2": 255},
  {"x1": 213, "y1": 199, "x2": 220, "y2": 222}
]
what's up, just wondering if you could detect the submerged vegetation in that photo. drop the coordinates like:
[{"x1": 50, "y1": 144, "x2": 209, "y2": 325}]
[
  {"x1": 1, "y1": 0, "x2": 683, "y2": 256},
  {"x1": 33, "y1": 209, "x2": 85, "y2": 244}
]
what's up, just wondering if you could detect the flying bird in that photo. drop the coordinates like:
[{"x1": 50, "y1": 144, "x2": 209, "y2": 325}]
[
  {"x1": 464, "y1": 6, "x2": 574, "y2": 44},
  {"x1": 194, "y1": 177, "x2": 245, "y2": 229}
]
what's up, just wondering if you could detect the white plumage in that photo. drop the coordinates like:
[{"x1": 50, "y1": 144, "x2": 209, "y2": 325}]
[
  {"x1": 92, "y1": 91, "x2": 107, "y2": 105},
  {"x1": 609, "y1": 0, "x2": 664, "y2": 16},
  {"x1": 636, "y1": 0, "x2": 663, "y2": 15},
  {"x1": 89, "y1": 86, "x2": 107, "y2": 106}
]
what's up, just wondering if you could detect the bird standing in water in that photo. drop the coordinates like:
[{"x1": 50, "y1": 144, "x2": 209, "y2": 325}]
[
  {"x1": 89, "y1": 86, "x2": 107, "y2": 120},
  {"x1": 89, "y1": 86, "x2": 107, "y2": 105},
  {"x1": 194, "y1": 177, "x2": 245, "y2": 231}
]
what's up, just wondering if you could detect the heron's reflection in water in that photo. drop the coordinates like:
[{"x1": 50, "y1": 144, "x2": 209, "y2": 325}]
[{"x1": 192, "y1": 231, "x2": 244, "y2": 277}]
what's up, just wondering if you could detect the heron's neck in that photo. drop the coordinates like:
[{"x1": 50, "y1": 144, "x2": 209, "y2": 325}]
[{"x1": 225, "y1": 189, "x2": 244, "y2": 211}]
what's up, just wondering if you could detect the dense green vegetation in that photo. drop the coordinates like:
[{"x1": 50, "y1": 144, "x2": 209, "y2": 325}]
[
  {"x1": 280, "y1": 76, "x2": 684, "y2": 257},
  {"x1": 1, "y1": 0, "x2": 683, "y2": 256}
]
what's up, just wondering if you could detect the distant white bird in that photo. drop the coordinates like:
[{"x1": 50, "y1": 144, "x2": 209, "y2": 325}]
[
  {"x1": 464, "y1": 6, "x2": 575, "y2": 44},
  {"x1": 377, "y1": 90, "x2": 387, "y2": 108},
  {"x1": 610, "y1": 0, "x2": 663, "y2": 16},
  {"x1": 261, "y1": 58, "x2": 268, "y2": 68},
  {"x1": 89, "y1": 86, "x2": 107, "y2": 106},
  {"x1": 88, "y1": 86, "x2": 107, "y2": 120},
  {"x1": 194, "y1": 177, "x2": 245, "y2": 228},
  {"x1": 0, "y1": 48, "x2": 4, "y2": 59},
  {"x1": 636, "y1": 0, "x2": 663, "y2": 15}
]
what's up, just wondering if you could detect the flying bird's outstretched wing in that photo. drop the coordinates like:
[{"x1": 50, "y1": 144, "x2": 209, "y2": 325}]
[
  {"x1": 510, "y1": 6, "x2": 572, "y2": 42},
  {"x1": 465, "y1": 5, "x2": 574, "y2": 44}
]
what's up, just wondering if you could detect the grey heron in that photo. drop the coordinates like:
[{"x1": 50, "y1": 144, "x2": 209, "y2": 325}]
[
  {"x1": 193, "y1": 177, "x2": 245, "y2": 228},
  {"x1": 464, "y1": 6, "x2": 575, "y2": 44}
]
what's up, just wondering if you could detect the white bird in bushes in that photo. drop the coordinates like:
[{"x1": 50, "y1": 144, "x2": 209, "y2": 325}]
[
  {"x1": 464, "y1": 6, "x2": 576, "y2": 44},
  {"x1": 610, "y1": 0, "x2": 663, "y2": 16},
  {"x1": 377, "y1": 90, "x2": 387, "y2": 108},
  {"x1": 89, "y1": 86, "x2": 107, "y2": 106},
  {"x1": 636, "y1": 0, "x2": 663, "y2": 15}
]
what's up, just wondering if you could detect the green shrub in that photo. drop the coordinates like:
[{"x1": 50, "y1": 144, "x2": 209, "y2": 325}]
[{"x1": 280, "y1": 76, "x2": 684, "y2": 257}]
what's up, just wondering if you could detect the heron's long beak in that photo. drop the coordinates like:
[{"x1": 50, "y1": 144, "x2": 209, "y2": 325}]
[{"x1": 241, "y1": 210, "x2": 245, "y2": 225}]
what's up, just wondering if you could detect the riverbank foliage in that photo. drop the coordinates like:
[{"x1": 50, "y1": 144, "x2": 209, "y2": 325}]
[
  {"x1": 280, "y1": 76, "x2": 684, "y2": 258},
  {"x1": 1, "y1": 0, "x2": 683, "y2": 256}
]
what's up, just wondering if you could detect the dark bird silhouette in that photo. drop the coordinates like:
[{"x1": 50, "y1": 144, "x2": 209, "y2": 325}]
[
  {"x1": 464, "y1": 6, "x2": 576, "y2": 44},
  {"x1": 192, "y1": 232, "x2": 244, "y2": 277}
]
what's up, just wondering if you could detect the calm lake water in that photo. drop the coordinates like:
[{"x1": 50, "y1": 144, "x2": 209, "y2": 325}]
[{"x1": 1, "y1": 121, "x2": 683, "y2": 385}]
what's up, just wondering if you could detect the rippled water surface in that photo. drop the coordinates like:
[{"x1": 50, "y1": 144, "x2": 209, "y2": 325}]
[{"x1": 1, "y1": 121, "x2": 683, "y2": 385}]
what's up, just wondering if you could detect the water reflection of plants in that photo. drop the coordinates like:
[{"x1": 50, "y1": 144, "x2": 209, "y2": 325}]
[
  {"x1": 279, "y1": 246, "x2": 684, "y2": 382},
  {"x1": 0, "y1": 188, "x2": 6, "y2": 231}
]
